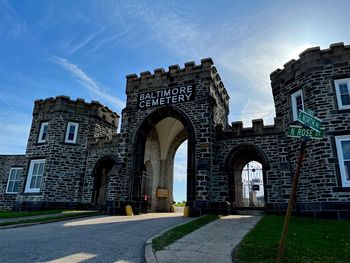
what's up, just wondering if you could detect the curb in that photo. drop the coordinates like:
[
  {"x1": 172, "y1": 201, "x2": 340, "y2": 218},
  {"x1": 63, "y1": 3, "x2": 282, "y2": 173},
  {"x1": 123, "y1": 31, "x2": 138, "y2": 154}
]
[
  {"x1": 0, "y1": 212, "x2": 102, "y2": 230},
  {"x1": 144, "y1": 217, "x2": 197, "y2": 263}
]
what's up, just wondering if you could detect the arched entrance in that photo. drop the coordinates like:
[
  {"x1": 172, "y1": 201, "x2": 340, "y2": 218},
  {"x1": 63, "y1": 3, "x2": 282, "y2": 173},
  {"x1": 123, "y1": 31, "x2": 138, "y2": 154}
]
[
  {"x1": 224, "y1": 144, "x2": 269, "y2": 208},
  {"x1": 131, "y1": 106, "x2": 196, "y2": 214},
  {"x1": 91, "y1": 155, "x2": 117, "y2": 207}
]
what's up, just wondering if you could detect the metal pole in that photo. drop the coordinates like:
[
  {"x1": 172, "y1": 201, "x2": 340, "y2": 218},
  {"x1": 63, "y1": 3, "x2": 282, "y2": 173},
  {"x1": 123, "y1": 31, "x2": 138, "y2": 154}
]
[
  {"x1": 276, "y1": 139, "x2": 307, "y2": 263},
  {"x1": 248, "y1": 163, "x2": 250, "y2": 205}
]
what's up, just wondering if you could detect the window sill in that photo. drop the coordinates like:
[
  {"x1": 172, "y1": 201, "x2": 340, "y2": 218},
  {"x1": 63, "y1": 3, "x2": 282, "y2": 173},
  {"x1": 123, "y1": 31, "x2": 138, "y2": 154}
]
[
  {"x1": 63, "y1": 142, "x2": 79, "y2": 146},
  {"x1": 333, "y1": 187, "x2": 350, "y2": 192},
  {"x1": 330, "y1": 109, "x2": 350, "y2": 114},
  {"x1": 5, "y1": 192, "x2": 18, "y2": 195},
  {"x1": 22, "y1": 192, "x2": 43, "y2": 195}
]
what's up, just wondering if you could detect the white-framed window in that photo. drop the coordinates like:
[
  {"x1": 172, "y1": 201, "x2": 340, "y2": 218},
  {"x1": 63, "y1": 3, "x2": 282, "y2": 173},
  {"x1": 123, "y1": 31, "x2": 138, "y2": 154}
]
[
  {"x1": 25, "y1": 159, "x2": 45, "y2": 193},
  {"x1": 65, "y1": 122, "x2": 79, "y2": 143},
  {"x1": 6, "y1": 168, "x2": 22, "y2": 194},
  {"x1": 334, "y1": 78, "x2": 350, "y2": 110},
  {"x1": 335, "y1": 135, "x2": 350, "y2": 187},
  {"x1": 38, "y1": 122, "x2": 49, "y2": 143},
  {"x1": 291, "y1": 89, "x2": 304, "y2": 121}
]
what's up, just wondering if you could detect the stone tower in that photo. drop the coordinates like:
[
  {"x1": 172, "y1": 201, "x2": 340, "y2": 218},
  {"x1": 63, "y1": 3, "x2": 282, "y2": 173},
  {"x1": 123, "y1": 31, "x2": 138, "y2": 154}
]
[
  {"x1": 18, "y1": 96, "x2": 119, "y2": 210},
  {"x1": 116, "y1": 58, "x2": 229, "y2": 214}
]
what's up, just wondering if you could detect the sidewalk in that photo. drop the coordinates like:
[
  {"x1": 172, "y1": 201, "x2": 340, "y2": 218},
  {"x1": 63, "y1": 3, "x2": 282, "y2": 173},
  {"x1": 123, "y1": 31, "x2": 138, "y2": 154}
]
[{"x1": 149, "y1": 215, "x2": 262, "y2": 263}]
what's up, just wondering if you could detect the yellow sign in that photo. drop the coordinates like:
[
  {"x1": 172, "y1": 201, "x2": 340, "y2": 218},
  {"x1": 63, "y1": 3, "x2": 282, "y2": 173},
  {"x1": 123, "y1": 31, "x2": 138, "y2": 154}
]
[{"x1": 156, "y1": 188, "x2": 169, "y2": 198}]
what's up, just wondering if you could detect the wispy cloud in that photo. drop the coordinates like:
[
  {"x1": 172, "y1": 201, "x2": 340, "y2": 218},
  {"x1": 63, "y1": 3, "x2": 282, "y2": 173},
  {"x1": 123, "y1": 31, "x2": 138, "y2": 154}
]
[
  {"x1": 120, "y1": 1, "x2": 209, "y2": 58},
  {"x1": 220, "y1": 41, "x2": 316, "y2": 125},
  {"x1": 116, "y1": 1, "x2": 284, "y2": 126},
  {"x1": 65, "y1": 28, "x2": 106, "y2": 55},
  {"x1": 88, "y1": 25, "x2": 136, "y2": 53},
  {"x1": 238, "y1": 99, "x2": 276, "y2": 127},
  {"x1": 0, "y1": 112, "x2": 31, "y2": 154},
  {"x1": 52, "y1": 56, "x2": 124, "y2": 110},
  {"x1": 0, "y1": 0, "x2": 28, "y2": 38},
  {"x1": 119, "y1": 2, "x2": 317, "y2": 127}
]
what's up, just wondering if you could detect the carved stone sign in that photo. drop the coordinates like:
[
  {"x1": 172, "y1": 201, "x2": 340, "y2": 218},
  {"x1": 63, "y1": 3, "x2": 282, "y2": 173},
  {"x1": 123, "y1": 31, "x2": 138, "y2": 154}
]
[{"x1": 138, "y1": 85, "x2": 195, "y2": 109}]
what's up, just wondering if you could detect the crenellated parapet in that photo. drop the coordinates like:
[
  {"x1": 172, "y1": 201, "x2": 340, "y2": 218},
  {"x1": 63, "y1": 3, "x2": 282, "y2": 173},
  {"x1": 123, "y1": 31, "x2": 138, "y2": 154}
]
[
  {"x1": 125, "y1": 58, "x2": 213, "y2": 84},
  {"x1": 217, "y1": 117, "x2": 284, "y2": 138},
  {"x1": 270, "y1": 42, "x2": 350, "y2": 86},
  {"x1": 33, "y1": 96, "x2": 119, "y2": 128},
  {"x1": 125, "y1": 58, "x2": 229, "y2": 110},
  {"x1": 210, "y1": 66, "x2": 230, "y2": 109}
]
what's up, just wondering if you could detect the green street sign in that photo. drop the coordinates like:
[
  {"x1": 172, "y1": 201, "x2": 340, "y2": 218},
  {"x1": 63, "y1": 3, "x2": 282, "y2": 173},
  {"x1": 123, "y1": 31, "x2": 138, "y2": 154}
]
[
  {"x1": 297, "y1": 109, "x2": 322, "y2": 132},
  {"x1": 287, "y1": 125, "x2": 324, "y2": 139}
]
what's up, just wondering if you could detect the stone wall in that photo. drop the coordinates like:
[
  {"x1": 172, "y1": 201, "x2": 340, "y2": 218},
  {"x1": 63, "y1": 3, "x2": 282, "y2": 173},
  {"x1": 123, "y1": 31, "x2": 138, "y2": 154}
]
[
  {"x1": 270, "y1": 43, "x2": 350, "y2": 218},
  {"x1": 83, "y1": 134, "x2": 124, "y2": 213},
  {"x1": 17, "y1": 96, "x2": 119, "y2": 210},
  {"x1": 116, "y1": 58, "x2": 230, "y2": 214},
  {"x1": 213, "y1": 118, "x2": 287, "y2": 211},
  {"x1": 0, "y1": 155, "x2": 26, "y2": 210},
  {"x1": 144, "y1": 128, "x2": 161, "y2": 211},
  {"x1": 1, "y1": 45, "x2": 349, "y2": 218}
]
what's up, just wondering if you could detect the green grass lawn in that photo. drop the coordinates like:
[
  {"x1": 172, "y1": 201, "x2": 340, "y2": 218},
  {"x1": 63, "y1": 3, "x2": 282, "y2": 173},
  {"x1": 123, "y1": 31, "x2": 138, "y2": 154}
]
[
  {"x1": 236, "y1": 215, "x2": 350, "y2": 263},
  {"x1": 0, "y1": 210, "x2": 65, "y2": 218},
  {"x1": 173, "y1": 203, "x2": 186, "y2": 207},
  {"x1": 153, "y1": 214, "x2": 219, "y2": 251}
]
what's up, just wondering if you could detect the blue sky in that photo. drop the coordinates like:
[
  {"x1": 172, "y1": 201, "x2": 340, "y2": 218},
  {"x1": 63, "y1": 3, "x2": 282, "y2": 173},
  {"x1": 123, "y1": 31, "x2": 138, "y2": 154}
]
[{"x1": 1, "y1": 0, "x2": 350, "y2": 202}]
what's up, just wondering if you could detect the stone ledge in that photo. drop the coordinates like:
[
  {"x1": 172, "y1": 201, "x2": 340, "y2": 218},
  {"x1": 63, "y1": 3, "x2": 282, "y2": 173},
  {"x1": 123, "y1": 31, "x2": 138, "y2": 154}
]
[
  {"x1": 217, "y1": 117, "x2": 284, "y2": 138},
  {"x1": 33, "y1": 96, "x2": 119, "y2": 128},
  {"x1": 126, "y1": 58, "x2": 214, "y2": 83}
]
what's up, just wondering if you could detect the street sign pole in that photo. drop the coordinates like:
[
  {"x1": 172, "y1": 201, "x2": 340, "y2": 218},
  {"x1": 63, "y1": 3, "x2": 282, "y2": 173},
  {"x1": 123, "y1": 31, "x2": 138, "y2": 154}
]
[{"x1": 276, "y1": 139, "x2": 307, "y2": 263}]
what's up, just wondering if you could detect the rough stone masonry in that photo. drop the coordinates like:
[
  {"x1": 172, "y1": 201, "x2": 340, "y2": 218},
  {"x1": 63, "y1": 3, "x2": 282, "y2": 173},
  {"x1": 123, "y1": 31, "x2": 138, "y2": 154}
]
[{"x1": 0, "y1": 43, "x2": 349, "y2": 219}]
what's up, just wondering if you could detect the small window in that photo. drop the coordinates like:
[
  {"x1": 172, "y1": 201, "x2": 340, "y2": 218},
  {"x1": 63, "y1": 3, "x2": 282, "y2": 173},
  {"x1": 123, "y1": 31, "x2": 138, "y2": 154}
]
[
  {"x1": 335, "y1": 135, "x2": 350, "y2": 187},
  {"x1": 65, "y1": 122, "x2": 79, "y2": 143},
  {"x1": 291, "y1": 90, "x2": 304, "y2": 121},
  {"x1": 25, "y1": 159, "x2": 45, "y2": 193},
  {"x1": 334, "y1": 78, "x2": 350, "y2": 110},
  {"x1": 38, "y1": 122, "x2": 49, "y2": 143},
  {"x1": 6, "y1": 168, "x2": 22, "y2": 194}
]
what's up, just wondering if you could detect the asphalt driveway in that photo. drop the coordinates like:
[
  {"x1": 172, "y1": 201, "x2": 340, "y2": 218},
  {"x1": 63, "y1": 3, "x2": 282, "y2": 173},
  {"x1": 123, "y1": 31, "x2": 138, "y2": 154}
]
[{"x1": 0, "y1": 212, "x2": 191, "y2": 263}]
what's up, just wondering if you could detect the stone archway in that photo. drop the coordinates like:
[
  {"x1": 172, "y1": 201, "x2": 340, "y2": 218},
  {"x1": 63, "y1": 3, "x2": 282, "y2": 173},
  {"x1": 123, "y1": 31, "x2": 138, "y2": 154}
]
[
  {"x1": 130, "y1": 106, "x2": 196, "y2": 214},
  {"x1": 91, "y1": 155, "x2": 117, "y2": 207},
  {"x1": 224, "y1": 144, "x2": 270, "y2": 208}
]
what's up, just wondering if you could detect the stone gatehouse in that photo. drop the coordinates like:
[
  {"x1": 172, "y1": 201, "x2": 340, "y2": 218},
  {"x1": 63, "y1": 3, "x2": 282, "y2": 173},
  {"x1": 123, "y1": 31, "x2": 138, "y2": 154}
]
[{"x1": 1, "y1": 43, "x2": 350, "y2": 219}]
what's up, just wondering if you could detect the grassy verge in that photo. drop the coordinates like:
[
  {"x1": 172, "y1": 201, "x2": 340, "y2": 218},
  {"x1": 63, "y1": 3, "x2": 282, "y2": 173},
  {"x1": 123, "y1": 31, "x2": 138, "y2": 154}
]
[
  {"x1": 0, "y1": 210, "x2": 65, "y2": 218},
  {"x1": 153, "y1": 214, "x2": 219, "y2": 251},
  {"x1": 173, "y1": 203, "x2": 186, "y2": 207},
  {"x1": 235, "y1": 215, "x2": 350, "y2": 263},
  {"x1": 0, "y1": 211, "x2": 101, "y2": 227}
]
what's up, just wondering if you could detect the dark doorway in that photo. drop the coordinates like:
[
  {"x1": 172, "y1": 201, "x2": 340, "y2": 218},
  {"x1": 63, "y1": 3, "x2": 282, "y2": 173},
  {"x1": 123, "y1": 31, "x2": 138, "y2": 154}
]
[{"x1": 92, "y1": 155, "x2": 117, "y2": 207}]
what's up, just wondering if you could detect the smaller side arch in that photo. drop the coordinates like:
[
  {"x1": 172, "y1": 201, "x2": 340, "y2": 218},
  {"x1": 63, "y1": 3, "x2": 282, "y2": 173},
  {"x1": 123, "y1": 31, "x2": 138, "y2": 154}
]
[
  {"x1": 224, "y1": 143, "x2": 270, "y2": 170},
  {"x1": 92, "y1": 154, "x2": 118, "y2": 177},
  {"x1": 91, "y1": 154, "x2": 118, "y2": 206},
  {"x1": 224, "y1": 143, "x2": 270, "y2": 208}
]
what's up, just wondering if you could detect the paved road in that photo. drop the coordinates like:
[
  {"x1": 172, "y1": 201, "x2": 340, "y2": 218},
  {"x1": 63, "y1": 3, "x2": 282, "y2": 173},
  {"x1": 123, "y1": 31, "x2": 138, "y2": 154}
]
[{"x1": 0, "y1": 213, "x2": 191, "y2": 263}]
